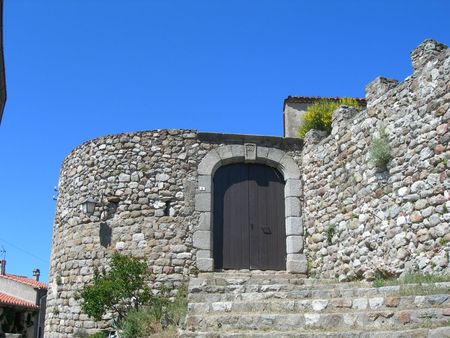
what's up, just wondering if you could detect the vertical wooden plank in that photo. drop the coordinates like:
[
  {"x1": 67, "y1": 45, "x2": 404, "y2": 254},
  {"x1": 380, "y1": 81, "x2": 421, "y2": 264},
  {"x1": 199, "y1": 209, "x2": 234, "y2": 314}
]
[
  {"x1": 249, "y1": 164, "x2": 286, "y2": 270},
  {"x1": 248, "y1": 165, "x2": 259, "y2": 269},
  {"x1": 225, "y1": 164, "x2": 250, "y2": 269},
  {"x1": 271, "y1": 167, "x2": 286, "y2": 270},
  {"x1": 214, "y1": 164, "x2": 250, "y2": 269}
]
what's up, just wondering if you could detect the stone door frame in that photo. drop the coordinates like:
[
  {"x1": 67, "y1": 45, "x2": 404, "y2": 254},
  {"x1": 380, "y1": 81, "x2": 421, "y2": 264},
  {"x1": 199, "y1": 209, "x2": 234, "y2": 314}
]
[{"x1": 193, "y1": 144, "x2": 306, "y2": 273}]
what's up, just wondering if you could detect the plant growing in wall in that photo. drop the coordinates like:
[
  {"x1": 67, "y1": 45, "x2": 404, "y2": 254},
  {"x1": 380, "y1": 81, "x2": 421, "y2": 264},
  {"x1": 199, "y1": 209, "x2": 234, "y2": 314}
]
[
  {"x1": 369, "y1": 128, "x2": 391, "y2": 171},
  {"x1": 81, "y1": 252, "x2": 152, "y2": 321},
  {"x1": 298, "y1": 98, "x2": 363, "y2": 138},
  {"x1": 55, "y1": 274, "x2": 62, "y2": 285},
  {"x1": 326, "y1": 224, "x2": 336, "y2": 245},
  {"x1": 81, "y1": 253, "x2": 189, "y2": 336},
  {"x1": 118, "y1": 285, "x2": 188, "y2": 338}
]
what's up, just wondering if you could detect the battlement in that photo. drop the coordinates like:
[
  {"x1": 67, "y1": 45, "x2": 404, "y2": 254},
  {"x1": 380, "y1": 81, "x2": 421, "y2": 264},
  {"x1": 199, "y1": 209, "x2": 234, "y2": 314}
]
[
  {"x1": 285, "y1": 39, "x2": 449, "y2": 141},
  {"x1": 301, "y1": 39, "x2": 450, "y2": 280}
]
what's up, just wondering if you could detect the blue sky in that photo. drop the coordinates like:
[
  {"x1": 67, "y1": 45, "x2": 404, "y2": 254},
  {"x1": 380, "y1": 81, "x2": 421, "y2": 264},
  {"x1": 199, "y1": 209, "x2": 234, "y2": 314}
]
[{"x1": 0, "y1": 0, "x2": 449, "y2": 282}]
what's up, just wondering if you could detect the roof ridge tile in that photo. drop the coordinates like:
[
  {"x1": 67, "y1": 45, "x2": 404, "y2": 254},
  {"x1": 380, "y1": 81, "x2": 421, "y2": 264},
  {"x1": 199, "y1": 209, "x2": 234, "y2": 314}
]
[{"x1": 0, "y1": 273, "x2": 48, "y2": 289}]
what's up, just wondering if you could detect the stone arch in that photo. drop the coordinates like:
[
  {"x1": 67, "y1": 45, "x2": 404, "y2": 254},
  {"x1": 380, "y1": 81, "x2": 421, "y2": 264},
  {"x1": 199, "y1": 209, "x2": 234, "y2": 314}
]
[{"x1": 193, "y1": 144, "x2": 306, "y2": 273}]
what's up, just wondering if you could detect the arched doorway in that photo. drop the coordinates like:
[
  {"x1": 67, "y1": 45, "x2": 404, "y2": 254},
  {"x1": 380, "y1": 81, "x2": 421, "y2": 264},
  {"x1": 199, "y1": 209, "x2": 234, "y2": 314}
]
[{"x1": 213, "y1": 163, "x2": 286, "y2": 270}]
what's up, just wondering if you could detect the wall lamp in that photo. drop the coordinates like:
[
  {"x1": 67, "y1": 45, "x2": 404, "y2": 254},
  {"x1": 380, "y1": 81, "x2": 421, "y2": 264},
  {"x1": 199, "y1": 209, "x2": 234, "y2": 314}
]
[
  {"x1": 80, "y1": 197, "x2": 97, "y2": 215},
  {"x1": 80, "y1": 195, "x2": 120, "y2": 217}
]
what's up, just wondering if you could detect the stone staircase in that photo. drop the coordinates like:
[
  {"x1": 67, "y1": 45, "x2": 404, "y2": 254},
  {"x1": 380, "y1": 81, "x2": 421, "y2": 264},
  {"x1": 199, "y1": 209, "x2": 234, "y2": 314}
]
[{"x1": 180, "y1": 271, "x2": 450, "y2": 337}]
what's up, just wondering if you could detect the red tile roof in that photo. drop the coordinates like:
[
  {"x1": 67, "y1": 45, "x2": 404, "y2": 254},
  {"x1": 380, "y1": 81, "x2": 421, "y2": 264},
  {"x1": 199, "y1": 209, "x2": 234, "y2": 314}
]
[
  {"x1": 0, "y1": 292, "x2": 38, "y2": 310},
  {"x1": 284, "y1": 96, "x2": 367, "y2": 105},
  {"x1": 0, "y1": 274, "x2": 47, "y2": 290}
]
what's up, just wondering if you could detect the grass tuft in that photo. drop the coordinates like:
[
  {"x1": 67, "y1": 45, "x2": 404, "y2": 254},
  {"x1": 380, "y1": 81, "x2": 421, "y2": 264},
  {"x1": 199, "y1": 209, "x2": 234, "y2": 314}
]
[
  {"x1": 118, "y1": 285, "x2": 188, "y2": 338},
  {"x1": 373, "y1": 272, "x2": 450, "y2": 288},
  {"x1": 369, "y1": 128, "x2": 391, "y2": 171}
]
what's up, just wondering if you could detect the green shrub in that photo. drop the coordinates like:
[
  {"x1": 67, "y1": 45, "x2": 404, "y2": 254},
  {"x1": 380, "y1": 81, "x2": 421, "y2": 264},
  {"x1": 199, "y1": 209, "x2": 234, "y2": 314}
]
[
  {"x1": 0, "y1": 308, "x2": 18, "y2": 333},
  {"x1": 326, "y1": 224, "x2": 336, "y2": 245},
  {"x1": 165, "y1": 285, "x2": 188, "y2": 326},
  {"x1": 73, "y1": 330, "x2": 89, "y2": 338},
  {"x1": 119, "y1": 285, "x2": 188, "y2": 338},
  {"x1": 119, "y1": 309, "x2": 158, "y2": 338},
  {"x1": 56, "y1": 274, "x2": 62, "y2": 285},
  {"x1": 298, "y1": 98, "x2": 363, "y2": 137},
  {"x1": 369, "y1": 128, "x2": 391, "y2": 171},
  {"x1": 74, "y1": 331, "x2": 107, "y2": 338},
  {"x1": 371, "y1": 269, "x2": 399, "y2": 287},
  {"x1": 81, "y1": 253, "x2": 152, "y2": 321},
  {"x1": 80, "y1": 253, "x2": 188, "y2": 337},
  {"x1": 89, "y1": 333, "x2": 107, "y2": 338}
]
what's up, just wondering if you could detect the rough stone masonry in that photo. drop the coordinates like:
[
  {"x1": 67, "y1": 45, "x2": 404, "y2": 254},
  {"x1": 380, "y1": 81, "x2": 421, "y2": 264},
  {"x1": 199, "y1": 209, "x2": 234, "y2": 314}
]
[
  {"x1": 45, "y1": 132, "x2": 303, "y2": 336},
  {"x1": 45, "y1": 39, "x2": 449, "y2": 336},
  {"x1": 302, "y1": 39, "x2": 450, "y2": 281}
]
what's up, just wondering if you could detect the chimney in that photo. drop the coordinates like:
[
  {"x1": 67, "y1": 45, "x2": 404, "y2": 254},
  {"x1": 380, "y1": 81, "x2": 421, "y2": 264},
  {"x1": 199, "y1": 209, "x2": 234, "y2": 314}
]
[
  {"x1": 0, "y1": 259, "x2": 5, "y2": 275},
  {"x1": 32, "y1": 268, "x2": 40, "y2": 281}
]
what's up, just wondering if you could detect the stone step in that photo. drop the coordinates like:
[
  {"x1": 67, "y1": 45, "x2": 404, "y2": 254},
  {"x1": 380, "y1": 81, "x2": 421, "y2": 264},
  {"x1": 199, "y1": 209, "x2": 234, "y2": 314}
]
[
  {"x1": 191, "y1": 274, "x2": 369, "y2": 290},
  {"x1": 187, "y1": 294, "x2": 450, "y2": 315},
  {"x1": 179, "y1": 326, "x2": 450, "y2": 338},
  {"x1": 197, "y1": 272, "x2": 321, "y2": 283},
  {"x1": 198, "y1": 271, "x2": 309, "y2": 277},
  {"x1": 185, "y1": 274, "x2": 450, "y2": 336},
  {"x1": 185, "y1": 307, "x2": 450, "y2": 332},
  {"x1": 190, "y1": 276, "x2": 450, "y2": 293},
  {"x1": 188, "y1": 282, "x2": 450, "y2": 303}
]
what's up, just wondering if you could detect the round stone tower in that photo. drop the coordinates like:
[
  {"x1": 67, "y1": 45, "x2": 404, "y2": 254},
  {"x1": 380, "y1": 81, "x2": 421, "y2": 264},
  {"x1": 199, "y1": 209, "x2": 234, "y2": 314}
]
[{"x1": 45, "y1": 129, "x2": 304, "y2": 336}]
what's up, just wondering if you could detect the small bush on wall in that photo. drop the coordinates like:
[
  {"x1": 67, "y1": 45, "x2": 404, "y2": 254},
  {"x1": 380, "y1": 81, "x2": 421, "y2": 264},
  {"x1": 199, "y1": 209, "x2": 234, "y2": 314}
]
[
  {"x1": 81, "y1": 253, "x2": 152, "y2": 321},
  {"x1": 298, "y1": 98, "x2": 363, "y2": 138},
  {"x1": 326, "y1": 224, "x2": 336, "y2": 245},
  {"x1": 369, "y1": 128, "x2": 391, "y2": 171}
]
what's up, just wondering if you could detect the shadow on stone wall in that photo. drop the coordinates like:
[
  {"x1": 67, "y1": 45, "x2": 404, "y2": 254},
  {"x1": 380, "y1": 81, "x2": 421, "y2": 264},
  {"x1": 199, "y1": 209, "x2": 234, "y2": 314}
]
[{"x1": 99, "y1": 223, "x2": 112, "y2": 248}]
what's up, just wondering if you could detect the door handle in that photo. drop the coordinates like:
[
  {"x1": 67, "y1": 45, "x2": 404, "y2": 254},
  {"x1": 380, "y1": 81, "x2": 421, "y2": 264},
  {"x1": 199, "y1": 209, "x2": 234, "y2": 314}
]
[
  {"x1": 261, "y1": 226, "x2": 272, "y2": 234},
  {"x1": 251, "y1": 223, "x2": 254, "y2": 230}
]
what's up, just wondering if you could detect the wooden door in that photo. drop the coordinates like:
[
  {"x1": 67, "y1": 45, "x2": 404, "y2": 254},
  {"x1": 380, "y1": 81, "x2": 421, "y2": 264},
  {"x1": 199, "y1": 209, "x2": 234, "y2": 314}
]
[{"x1": 213, "y1": 163, "x2": 286, "y2": 270}]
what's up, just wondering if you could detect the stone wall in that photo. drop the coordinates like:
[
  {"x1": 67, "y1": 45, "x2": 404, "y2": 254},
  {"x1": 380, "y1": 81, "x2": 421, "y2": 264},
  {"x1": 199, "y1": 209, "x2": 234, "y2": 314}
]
[
  {"x1": 44, "y1": 130, "x2": 302, "y2": 336},
  {"x1": 302, "y1": 40, "x2": 450, "y2": 281},
  {"x1": 45, "y1": 38, "x2": 450, "y2": 336}
]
